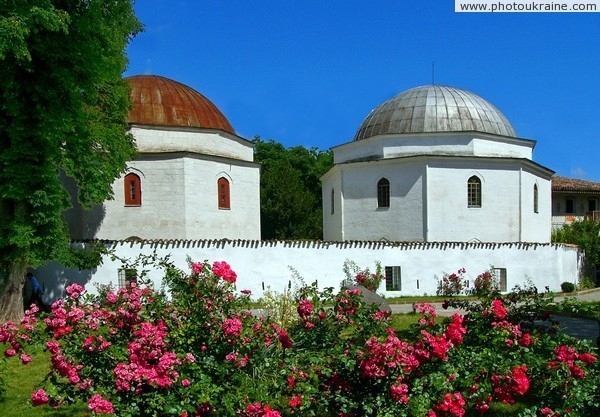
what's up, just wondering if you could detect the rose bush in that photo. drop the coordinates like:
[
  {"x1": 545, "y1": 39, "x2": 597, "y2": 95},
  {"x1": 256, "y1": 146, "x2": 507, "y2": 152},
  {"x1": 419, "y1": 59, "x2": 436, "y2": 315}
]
[
  {"x1": 437, "y1": 268, "x2": 467, "y2": 296},
  {"x1": 0, "y1": 261, "x2": 598, "y2": 416}
]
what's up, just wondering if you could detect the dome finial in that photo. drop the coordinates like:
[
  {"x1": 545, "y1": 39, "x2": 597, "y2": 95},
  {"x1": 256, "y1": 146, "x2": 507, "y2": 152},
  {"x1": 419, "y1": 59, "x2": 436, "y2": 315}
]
[{"x1": 432, "y1": 61, "x2": 435, "y2": 85}]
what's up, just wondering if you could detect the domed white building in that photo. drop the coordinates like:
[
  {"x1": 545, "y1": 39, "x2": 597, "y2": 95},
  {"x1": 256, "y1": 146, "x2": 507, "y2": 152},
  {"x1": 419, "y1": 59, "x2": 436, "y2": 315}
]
[
  {"x1": 322, "y1": 85, "x2": 554, "y2": 242},
  {"x1": 65, "y1": 75, "x2": 261, "y2": 240}
]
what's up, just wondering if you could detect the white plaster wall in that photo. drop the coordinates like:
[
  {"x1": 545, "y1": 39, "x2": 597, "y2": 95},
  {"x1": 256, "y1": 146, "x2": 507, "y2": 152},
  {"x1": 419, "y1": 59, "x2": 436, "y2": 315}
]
[
  {"x1": 472, "y1": 137, "x2": 533, "y2": 159},
  {"x1": 426, "y1": 160, "x2": 523, "y2": 242},
  {"x1": 81, "y1": 157, "x2": 187, "y2": 240},
  {"x1": 321, "y1": 169, "x2": 343, "y2": 240},
  {"x1": 131, "y1": 126, "x2": 254, "y2": 161},
  {"x1": 331, "y1": 160, "x2": 425, "y2": 241},
  {"x1": 519, "y1": 170, "x2": 552, "y2": 242},
  {"x1": 75, "y1": 154, "x2": 260, "y2": 240},
  {"x1": 35, "y1": 241, "x2": 580, "y2": 303},
  {"x1": 332, "y1": 133, "x2": 534, "y2": 164},
  {"x1": 183, "y1": 158, "x2": 261, "y2": 239}
]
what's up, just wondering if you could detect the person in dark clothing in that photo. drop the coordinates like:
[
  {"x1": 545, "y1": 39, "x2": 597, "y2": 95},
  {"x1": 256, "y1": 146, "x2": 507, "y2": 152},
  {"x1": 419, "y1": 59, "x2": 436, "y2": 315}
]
[{"x1": 26, "y1": 272, "x2": 44, "y2": 309}]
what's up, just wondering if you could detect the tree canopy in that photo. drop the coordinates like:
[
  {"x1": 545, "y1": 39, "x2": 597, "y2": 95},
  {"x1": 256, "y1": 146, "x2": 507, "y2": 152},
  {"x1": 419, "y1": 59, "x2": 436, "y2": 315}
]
[
  {"x1": 0, "y1": 1, "x2": 142, "y2": 321},
  {"x1": 253, "y1": 138, "x2": 333, "y2": 240},
  {"x1": 552, "y1": 219, "x2": 600, "y2": 285}
]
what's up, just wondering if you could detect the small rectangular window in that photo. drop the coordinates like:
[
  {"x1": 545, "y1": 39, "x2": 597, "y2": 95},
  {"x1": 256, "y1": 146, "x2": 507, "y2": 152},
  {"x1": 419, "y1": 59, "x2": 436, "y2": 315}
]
[
  {"x1": 492, "y1": 268, "x2": 507, "y2": 292},
  {"x1": 589, "y1": 199, "x2": 597, "y2": 212},
  {"x1": 565, "y1": 198, "x2": 574, "y2": 214},
  {"x1": 331, "y1": 188, "x2": 335, "y2": 215},
  {"x1": 385, "y1": 266, "x2": 401, "y2": 291},
  {"x1": 118, "y1": 268, "x2": 137, "y2": 289}
]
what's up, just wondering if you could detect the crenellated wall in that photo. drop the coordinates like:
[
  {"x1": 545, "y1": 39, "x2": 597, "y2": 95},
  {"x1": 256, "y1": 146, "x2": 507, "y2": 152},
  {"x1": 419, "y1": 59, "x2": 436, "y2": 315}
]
[{"x1": 34, "y1": 239, "x2": 581, "y2": 304}]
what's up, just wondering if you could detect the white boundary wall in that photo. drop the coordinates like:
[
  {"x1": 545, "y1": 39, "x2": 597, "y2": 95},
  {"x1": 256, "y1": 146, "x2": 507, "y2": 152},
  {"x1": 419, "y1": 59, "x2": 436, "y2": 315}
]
[{"x1": 34, "y1": 240, "x2": 581, "y2": 303}]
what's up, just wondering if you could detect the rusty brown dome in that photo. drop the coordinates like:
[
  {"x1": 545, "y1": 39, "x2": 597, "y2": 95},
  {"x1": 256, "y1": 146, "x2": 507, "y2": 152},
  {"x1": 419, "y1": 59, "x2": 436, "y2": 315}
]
[{"x1": 126, "y1": 75, "x2": 234, "y2": 134}]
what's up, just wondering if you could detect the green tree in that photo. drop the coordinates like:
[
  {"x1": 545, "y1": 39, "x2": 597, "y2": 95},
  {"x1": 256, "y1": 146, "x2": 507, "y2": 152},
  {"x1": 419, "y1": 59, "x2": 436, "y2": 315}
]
[
  {"x1": 253, "y1": 138, "x2": 333, "y2": 239},
  {"x1": 0, "y1": 1, "x2": 142, "y2": 322},
  {"x1": 552, "y1": 219, "x2": 600, "y2": 286}
]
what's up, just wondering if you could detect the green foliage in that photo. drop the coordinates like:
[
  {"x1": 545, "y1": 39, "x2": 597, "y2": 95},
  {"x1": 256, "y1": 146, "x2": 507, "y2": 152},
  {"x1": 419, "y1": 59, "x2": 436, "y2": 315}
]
[
  {"x1": 258, "y1": 285, "x2": 299, "y2": 328},
  {"x1": 2, "y1": 261, "x2": 599, "y2": 416},
  {"x1": 342, "y1": 259, "x2": 383, "y2": 292},
  {"x1": 552, "y1": 297, "x2": 600, "y2": 321},
  {"x1": 0, "y1": 1, "x2": 142, "y2": 299},
  {"x1": 253, "y1": 137, "x2": 333, "y2": 239},
  {"x1": 552, "y1": 220, "x2": 600, "y2": 284},
  {"x1": 436, "y1": 268, "x2": 467, "y2": 296},
  {"x1": 579, "y1": 275, "x2": 597, "y2": 290},
  {"x1": 561, "y1": 282, "x2": 576, "y2": 293}
]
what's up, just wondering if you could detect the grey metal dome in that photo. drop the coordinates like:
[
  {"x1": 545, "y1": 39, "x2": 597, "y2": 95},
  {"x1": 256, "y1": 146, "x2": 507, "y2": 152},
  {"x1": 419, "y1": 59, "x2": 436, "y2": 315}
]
[{"x1": 354, "y1": 85, "x2": 516, "y2": 141}]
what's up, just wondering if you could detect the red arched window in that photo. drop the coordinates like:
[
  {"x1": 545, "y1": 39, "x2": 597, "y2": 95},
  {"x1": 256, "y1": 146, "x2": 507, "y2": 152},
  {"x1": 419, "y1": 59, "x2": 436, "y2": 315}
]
[
  {"x1": 218, "y1": 177, "x2": 230, "y2": 209},
  {"x1": 124, "y1": 173, "x2": 141, "y2": 206}
]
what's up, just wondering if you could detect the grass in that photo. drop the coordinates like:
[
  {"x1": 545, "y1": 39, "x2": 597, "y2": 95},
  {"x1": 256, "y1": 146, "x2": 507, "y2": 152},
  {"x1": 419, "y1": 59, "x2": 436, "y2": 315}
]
[{"x1": 0, "y1": 343, "x2": 86, "y2": 417}]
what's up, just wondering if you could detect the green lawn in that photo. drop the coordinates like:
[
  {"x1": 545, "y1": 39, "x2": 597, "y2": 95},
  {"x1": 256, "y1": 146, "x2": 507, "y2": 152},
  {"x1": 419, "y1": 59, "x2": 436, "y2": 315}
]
[{"x1": 0, "y1": 344, "x2": 86, "y2": 417}]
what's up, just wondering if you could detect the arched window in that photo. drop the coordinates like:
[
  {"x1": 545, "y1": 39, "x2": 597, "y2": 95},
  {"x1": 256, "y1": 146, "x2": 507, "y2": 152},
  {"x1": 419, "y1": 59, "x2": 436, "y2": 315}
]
[
  {"x1": 124, "y1": 173, "x2": 141, "y2": 206},
  {"x1": 377, "y1": 178, "x2": 390, "y2": 208},
  {"x1": 467, "y1": 176, "x2": 481, "y2": 208},
  {"x1": 218, "y1": 177, "x2": 230, "y2": 209},
  {"x1": 533, "y1": 184, "x2": 539, "y2": 213}
]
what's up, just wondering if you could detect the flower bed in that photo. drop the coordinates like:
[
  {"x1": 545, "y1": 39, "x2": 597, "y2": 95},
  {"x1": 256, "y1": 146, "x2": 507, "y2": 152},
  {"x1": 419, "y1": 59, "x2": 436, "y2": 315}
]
[{"x1": 1, "y1": 261, "x2": 598, "y2": 416}]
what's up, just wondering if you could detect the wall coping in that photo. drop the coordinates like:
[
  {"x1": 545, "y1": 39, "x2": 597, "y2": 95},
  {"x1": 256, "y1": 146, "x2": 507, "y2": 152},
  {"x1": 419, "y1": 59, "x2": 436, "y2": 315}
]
[{"x1": 74, "y1": 239, "x2": 578, "y2": 251}]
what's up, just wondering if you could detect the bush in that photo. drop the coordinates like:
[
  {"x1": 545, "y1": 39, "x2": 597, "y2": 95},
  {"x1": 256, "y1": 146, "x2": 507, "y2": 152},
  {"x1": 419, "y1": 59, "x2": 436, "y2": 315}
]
[
  {"x1": 579, "y1": 275, "x2": 597, "y2": 290},
  {"x1": 258, "y1": 285, "x2": 298, "y2": 328},
  {"x1": 561, "y1": 281, "x2": 576, "y2": 293},
  {"x1": 1, "y1": 261, "x2": 598, "y2": 417},
  {"x1": 471, "y1": 270, "x2": 499, "y2": 297},
  {"x1": 436, "y1": 268, "x2": 467, "y2": 296},
  {"x1": 342, "y1": 259, "x2": 383, "y2": 292}
]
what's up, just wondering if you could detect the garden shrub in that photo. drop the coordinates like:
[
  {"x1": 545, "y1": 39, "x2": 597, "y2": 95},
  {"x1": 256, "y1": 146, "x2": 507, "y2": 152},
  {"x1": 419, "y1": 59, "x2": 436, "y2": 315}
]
[
  {"x1": 0, "y1": 260, "x2": 598, "y2": 416},
  {"x1": 342, "y1": 259, "x2": 383, "y2": 292},
  {"x1": 470, "y1": 270, "x2": 499, "y2": 297},
  {"x1": 436, "y1": 268, "x2": 467, "y2": 296},
  {"x1": 561, "y1": 281, "x2": 576, "y2": 293},
  {"x1": 257, "y1": 285, "x2": 298, "y2": 328},
  {"x1": 579, "y1": 275, "x2": 596, "y2": 290}
]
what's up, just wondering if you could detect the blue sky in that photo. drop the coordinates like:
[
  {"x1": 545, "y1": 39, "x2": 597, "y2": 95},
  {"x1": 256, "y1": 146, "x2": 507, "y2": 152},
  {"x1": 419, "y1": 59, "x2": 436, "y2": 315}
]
[{"x1": 124, "y1": 0, "x2": 600, "y2": 181}]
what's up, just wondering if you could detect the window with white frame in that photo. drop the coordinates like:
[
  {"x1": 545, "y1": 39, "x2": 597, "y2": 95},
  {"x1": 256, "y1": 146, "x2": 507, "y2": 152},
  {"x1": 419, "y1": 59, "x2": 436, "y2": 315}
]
[
  {"x1": 385, "y1": 266, "x2": 401, "y2": 291},
  {"x1": 467, "y1": 176, "x2": 482, "y2": 208},
  {"x1": 492, "y1": 268, "x2": 507, "y2": 292}
]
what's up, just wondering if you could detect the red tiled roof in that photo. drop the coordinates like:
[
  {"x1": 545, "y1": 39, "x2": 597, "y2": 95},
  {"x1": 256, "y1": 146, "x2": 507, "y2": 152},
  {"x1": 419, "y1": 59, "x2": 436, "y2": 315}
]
[
  {"x1": 126, "y1": 75, "x2": 234, "y2": 134},
  {"x1": 552, "y1": 176, "x2": 600, "y2": 193}
]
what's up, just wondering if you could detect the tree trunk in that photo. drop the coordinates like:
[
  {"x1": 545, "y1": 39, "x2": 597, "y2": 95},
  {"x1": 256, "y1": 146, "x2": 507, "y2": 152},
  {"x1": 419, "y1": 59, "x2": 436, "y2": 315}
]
[{"x1": 0, "y1": 263, "x2": 27, "y2": 323}]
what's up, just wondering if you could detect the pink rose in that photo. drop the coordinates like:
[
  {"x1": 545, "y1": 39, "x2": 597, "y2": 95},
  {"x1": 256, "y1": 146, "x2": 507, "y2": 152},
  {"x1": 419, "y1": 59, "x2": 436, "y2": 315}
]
[
  {"x1": 31, "y1": 389, "x2": 50, "y2": 406},
  {"x1": 212, "y1": 261, "x2": 237, "y2": 283}
]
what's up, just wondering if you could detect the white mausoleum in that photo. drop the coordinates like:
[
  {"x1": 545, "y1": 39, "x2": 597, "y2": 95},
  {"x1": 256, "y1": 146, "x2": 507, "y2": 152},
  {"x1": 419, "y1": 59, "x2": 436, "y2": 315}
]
[
  {"x1": 322, "y1": 85, "x2": 554, "y2": 243},
  {"x1": 64, "y1": 75, "x2": 261, "y2": 240}
]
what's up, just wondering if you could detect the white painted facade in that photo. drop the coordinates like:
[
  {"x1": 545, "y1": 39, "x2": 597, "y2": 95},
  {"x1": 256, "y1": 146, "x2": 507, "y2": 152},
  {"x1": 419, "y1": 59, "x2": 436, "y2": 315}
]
[
  {"x1": 63, "y1": 125, "x2": 261, "y2": 240},
  {"x1": 35, "y1": 240, "x2": 580, "y2": 304},
  {"x1": 323, "y1": 133, "x2": 553, "y2": 242}
]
